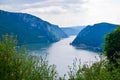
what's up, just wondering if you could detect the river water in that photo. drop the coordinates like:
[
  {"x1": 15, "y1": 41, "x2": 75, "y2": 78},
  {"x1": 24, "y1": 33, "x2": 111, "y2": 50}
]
[{"x1": 26, "y1": 36, "x2": 100, "y2": 77}]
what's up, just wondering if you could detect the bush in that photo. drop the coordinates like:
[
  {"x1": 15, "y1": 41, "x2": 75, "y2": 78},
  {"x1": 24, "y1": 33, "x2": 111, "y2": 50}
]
[
  {"x1": 68, "y1": 56, "x2": 120, "y2": 80},
  {"x1": 0, "y1": 35, "x2": 58, "y2": 80},
  {"x1": 104, "y1": 26, "x2": 120, "y2": 66}
]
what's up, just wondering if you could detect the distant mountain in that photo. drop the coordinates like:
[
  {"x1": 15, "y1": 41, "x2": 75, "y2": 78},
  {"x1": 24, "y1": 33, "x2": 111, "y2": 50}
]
[
  {"x1": 61, "y1": 26, "x2": 85, "y2": 36},
  {"x1": 71, "y1": 22, "x2": 119, "y2": 52},
  {"x1": 0, "y1": 10, "x2": 68, "y2": 44}
]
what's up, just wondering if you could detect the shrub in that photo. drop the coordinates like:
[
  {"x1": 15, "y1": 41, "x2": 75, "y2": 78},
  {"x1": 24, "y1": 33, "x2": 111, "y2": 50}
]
[
  {"x1": 104, "y1": 26, "x2": 120, "y2": 66},
  {"x1": 68, "y1": 56, "x2": 120, "y2": 80},
  {"x1": 0, "y1": 34, "x2": 58, "y2": 80}
]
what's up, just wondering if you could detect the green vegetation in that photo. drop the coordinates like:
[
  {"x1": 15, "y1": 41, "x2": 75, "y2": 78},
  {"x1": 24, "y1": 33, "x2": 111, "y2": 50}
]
[
  {"x1": 0, "y1": 26, "x2": 120, "y2": 80},
  {"x1": 72, "y1": 23, "x2": 118, "y2": 52},
  {"x1": 0, "y1": 35, "x2": 58, "y2": 80},
  {"x1": 67, "y1": 26, "x2": 120, "y2": 80},
  {"x1": 104, "y1": 26, "x2": 120, "y2": 67},
  {"x1": 68, "y1": 56, "x2": 120, "y2": 80},
  {"x1": 0, "y1": 10, "x2": 68, "y2": 44}
]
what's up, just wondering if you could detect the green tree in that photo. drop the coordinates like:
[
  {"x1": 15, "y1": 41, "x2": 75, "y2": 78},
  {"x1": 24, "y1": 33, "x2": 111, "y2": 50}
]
[
  {"x1": 0, "y1": 34, "x2": 58, "y2": 80},
  {"x1": 104, "y1": 26, "x2": 120, "y2": 66}
]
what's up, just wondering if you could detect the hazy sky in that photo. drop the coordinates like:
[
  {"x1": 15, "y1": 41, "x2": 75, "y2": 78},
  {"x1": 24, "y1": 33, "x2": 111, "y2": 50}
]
[{"x1": 0, "y1": 0, "x2": 120, "y2": 27}]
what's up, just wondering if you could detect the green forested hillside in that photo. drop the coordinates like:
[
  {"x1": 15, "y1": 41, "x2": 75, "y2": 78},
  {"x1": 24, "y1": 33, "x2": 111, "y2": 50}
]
[
  {"x1": 72, "y1": 22, "x2": 118, "y2": 51},
  {"x1": 0, "y1": 10, "x2": 68, "y2": 44}
]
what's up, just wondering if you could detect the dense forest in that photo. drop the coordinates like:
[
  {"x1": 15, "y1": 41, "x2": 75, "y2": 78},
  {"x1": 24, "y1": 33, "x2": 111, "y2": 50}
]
[
  {"x1": 72, "y1": 23, "x2": 118, "y2": 52},
  {"x1": 0, "y1": 10, "x2": 67, "y2": 44},
  {"x1": 0, "y1": 26, "x2": 120, "y2": 80}
]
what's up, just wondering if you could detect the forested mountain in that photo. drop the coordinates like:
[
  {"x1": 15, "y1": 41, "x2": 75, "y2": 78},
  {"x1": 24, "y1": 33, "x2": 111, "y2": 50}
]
[
  {"x1": 0, "y1": 10, "x2": 68, "y2": 44},
  {"x1": 71, "y1": 22, "x2": 118, "y2": 51}
]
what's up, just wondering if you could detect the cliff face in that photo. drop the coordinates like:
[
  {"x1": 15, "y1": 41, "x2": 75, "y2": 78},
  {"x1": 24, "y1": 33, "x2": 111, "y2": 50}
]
[
  {"x1": 71, "y1": 23, "x2": 118, "y2": 51},
  {"x1": 0, "y1": 10, "x2": 68, "y2": 44}
]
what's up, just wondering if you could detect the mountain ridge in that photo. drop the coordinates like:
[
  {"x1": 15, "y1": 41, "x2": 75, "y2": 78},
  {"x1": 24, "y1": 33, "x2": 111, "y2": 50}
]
[
  {"x1": 0, "y1": 10, "x2": 68, "y2": 44},
  {"x1": 71, "y1": 22, "x2": 119, "y2": 52},
  {"x1": 61, "y1": 26, "x2": 85, "y2": 36}
]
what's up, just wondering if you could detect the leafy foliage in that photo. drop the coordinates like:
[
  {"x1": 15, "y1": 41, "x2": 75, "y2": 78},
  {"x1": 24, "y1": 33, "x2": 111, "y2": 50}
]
[
  {"x1": 68, "y1": 56, "x2": 120, "y2": 80},
  {"x1": 0, "y1": 35, "x2": 58, "y2": 80},
  {"x1": 104, "y1": 26, "x2": 120, "y2": 66}
]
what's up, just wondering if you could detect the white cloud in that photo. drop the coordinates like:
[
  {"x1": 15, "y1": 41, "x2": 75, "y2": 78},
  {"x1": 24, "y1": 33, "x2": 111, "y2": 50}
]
[
  {"x1": 0, "y1": 0, "x2": 120, "y2": 27},
  {"x1": 0, "y1": 5, "x2": 13, "y2": 10},
  {"x1": 83, "y1": 0, "x2": 120, "y2": 25},
  {"x1": 22, "y1": 6, "x2": 67, "y2": 14},
  {"x1": 21, "y1": 0, "x2": 87, "y2": 13}
]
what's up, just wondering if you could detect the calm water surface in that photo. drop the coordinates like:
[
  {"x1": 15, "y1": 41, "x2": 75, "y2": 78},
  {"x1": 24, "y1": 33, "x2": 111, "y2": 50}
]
[{"x1": 26, "y1": 36, "x2": 100, "y2": 76}]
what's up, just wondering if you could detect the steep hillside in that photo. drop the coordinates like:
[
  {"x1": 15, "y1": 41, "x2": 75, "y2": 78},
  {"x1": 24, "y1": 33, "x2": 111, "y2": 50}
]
[
  {"x1": 71, "y1": 22, "x2": 118, "y2": 51},
  {"x1": 0, "y1": 10, "x2": 68, "y2": 44}
]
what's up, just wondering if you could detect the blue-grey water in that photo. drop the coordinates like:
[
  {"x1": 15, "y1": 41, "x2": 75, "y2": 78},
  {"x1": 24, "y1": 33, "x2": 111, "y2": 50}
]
[{"x1": 26, "y1": 36, "x2": 100, "y2": 77}]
